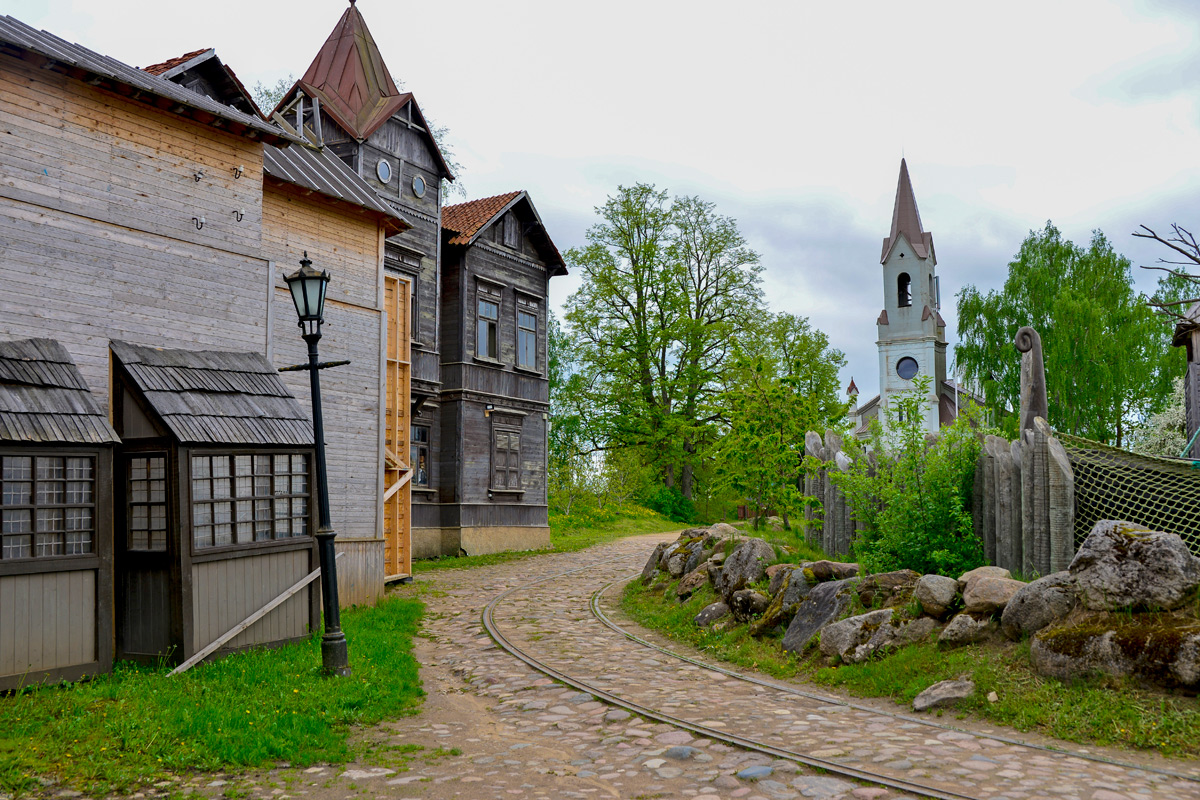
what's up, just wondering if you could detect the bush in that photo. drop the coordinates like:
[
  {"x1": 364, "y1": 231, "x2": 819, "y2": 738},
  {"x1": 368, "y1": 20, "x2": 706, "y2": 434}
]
[
  {"x1": 831, "y1": 377, "x2": 988, "y2": 577},
  {"x1": 646, "y1": 485, "x2": 696, "y2": 523}
]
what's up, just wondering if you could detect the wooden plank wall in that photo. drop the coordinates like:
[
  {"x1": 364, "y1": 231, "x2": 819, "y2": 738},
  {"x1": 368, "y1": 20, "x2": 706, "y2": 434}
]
[
  {"x1": 191, "y1": 549, "x2": 311, "y2": 652},
  {"x1": 0, "y1": 570, "x2": 96, "y2": 676},
  {"x1": 332, "y1": 538, "x2": 385, "y2": 607},
  {"x1": 383, "y1": 275, "x2": 412, "y2": 578}
]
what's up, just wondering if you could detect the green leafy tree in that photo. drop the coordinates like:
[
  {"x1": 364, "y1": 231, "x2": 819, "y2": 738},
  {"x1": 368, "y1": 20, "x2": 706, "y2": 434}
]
[
  {"x1": 956, "y1": 222, "x2": 1177, "y2": 445},
  {"x1": 833, "y1": 378, "x2": 987, "y2": 576},
  {"x1": 250, "y1": 75, "x2": 296, "y2": 114},
  {"x1": 715, "y1": 313, "x2": 846, "y2": 531},
  {"x1": 564, "y1": 185, "x2": 764, "y2": 499}
]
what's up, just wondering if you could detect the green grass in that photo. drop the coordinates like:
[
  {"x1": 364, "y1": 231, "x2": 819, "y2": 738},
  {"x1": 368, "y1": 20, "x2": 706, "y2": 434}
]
[
  {"x1": 0, "y1": 595, "x2": 424, "y2": 796},
  {"x1": 623, "y1": 577, "x2": 1200, "y2": 757},
  {"x1": 413, "y1": 504, "x2": 689, "y2": 573}
]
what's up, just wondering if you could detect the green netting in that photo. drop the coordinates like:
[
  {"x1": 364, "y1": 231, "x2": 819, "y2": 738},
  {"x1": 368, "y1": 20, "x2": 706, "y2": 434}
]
[{"x1": 1057, "y1": 431, "x2": 1200, "y2": 555}]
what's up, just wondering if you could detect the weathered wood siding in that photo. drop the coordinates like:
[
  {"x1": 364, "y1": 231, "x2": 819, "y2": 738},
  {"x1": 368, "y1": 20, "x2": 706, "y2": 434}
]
[
  {"x1": 0, "y1": 570, "x2": 95, "y2": 679},
  {"x1": 263, "y1": 186, "x2": 384, "y2": 551},
  {"x1": 332, "y1": 538, "x2": 385, "y2": 607},
  {"x1": 191, "y1": 548, "x2": 313, "y2": 652}
]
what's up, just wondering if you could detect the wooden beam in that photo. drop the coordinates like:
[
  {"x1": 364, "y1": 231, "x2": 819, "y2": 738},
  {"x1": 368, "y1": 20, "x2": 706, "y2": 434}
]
[
  {"x1": 168, "y1": 553, "x2": 342, "y2": 676},
  {"x1": 383, "y1": 469, "x2": 412, "y2": 502}
]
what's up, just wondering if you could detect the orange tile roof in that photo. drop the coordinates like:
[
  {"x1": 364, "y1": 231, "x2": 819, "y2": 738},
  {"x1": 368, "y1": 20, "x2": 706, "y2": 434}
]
[
  {"x1": 442, "y1": 191, "x2": 522, "y2": 246},
  {"x1": 141, "y1": 47, "x2": 211, "y2": 76}
]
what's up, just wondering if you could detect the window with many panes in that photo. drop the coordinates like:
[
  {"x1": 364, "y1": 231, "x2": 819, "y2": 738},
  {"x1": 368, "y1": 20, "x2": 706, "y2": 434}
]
[
  {"x1": 517, "y1": 299, "x2": 537, "y2": 370},
  {"x1": 192, "y1": 453, "x2": 309, "y2": 549},
  {"x1": 492, "y1": 427, "x2": 521, "y2": 490},
  {"x1": 411, "y1": 426, "x2": 429, "y2": 488},
  {"x1": 477, "y1": 295, "x2": 499, "y2": 359},
  {"x1": 128, "y1": 454, "x2": 167, "y2": 551},
  {"x1": 1, "y1": 454, "x2": 96, "y2": 559}
]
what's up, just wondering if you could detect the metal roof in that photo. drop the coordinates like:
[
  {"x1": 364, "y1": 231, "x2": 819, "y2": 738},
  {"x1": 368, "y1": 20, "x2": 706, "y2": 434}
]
[
  {"x1": 111, "y1": 341, "x2": 313, "y2": 447},
  {"x1": 880, "y1": 158, "x2": 935, "y2": 264},
  {"x1": 0, "y1": 15, "x2": 299, "y2": 146},
  {"x1": 263, "y1": 143, "x2": 409, "y2": 234},
  {"x1": 0, "y1": 339, "x2": 119, "y2": 445}
]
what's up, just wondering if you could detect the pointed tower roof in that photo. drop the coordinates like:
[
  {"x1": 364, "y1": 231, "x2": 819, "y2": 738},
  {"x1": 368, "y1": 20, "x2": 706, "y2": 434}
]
[
  {"x1": 880, "y1": 158, "x2": 935, "y2": 263},
  {"x1": 846, "y1": 377, "x2": 859, "y2": 397},
  {"x1": 295, "y1": 1, "x2": 408, "y2": 141}
]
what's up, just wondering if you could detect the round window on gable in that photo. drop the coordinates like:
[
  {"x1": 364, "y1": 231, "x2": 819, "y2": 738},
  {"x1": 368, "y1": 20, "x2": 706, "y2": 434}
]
[
  {"x1": 376, "y1": 159, "x2": 392, "y2": 184},
  {"x1": 412, "y1": 175, "x2": 426, "y2": 198},
  {"x1": 896, "y1": 357, "x2": 919, "y2": 380}
]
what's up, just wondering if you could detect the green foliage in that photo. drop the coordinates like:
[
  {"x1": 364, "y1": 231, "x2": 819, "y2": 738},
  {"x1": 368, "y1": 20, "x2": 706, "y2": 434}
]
[
  {"x1": 714, "y1": 313, "x2": 847, "y2": 529},
  {"x1": 646, "y1": 485, "x2": 696, "y2": 523},
  {"x1": 0, "y1": 597, "x2": 423, "y2": 795},
  {"x1": 1129, "y1": 376, "x2": 1188, "y2": 457},
  {"x1": 249, "y1": 75, "x2": 296, "y2": 114},
  {"x1": 833, "y1": 378, "x2": 986, "y2": 576},
  {"x1": 956, "y1": 222, "x2": 1179, "y2": 445}
]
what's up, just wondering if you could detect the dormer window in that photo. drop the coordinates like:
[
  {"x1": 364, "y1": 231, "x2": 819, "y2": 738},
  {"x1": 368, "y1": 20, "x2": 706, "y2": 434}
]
[{"x1": 898, "y1": 272, "x2": 912, "y2": 308}]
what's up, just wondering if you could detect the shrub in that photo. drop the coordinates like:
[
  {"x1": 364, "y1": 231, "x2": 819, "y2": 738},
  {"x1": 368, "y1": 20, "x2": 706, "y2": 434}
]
[
  {"x1": 646, "y1": 485, "x2": 696, "y2": 523},
  {"x1": 831, "y1": 377, "x2": 988, "y2": 577}
]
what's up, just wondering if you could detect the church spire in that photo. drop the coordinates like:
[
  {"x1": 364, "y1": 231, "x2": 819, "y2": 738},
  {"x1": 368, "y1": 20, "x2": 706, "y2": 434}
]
[
  {"x1": 296, "y1": 2, "x2": 407, "y2": 141},
  {"x1": 880, "y1": 158, "x2": 934, "y2": 263}
]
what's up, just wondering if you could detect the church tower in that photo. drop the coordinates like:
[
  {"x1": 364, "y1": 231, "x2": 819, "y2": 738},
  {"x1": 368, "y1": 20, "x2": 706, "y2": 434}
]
[{"x1": 876, "y1": 159, "x2": 948, "y2": 434}]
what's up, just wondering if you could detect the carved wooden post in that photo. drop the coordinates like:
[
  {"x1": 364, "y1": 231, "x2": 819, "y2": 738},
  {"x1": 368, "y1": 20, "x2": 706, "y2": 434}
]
[
  {"x1": 824, "y1": 431, "x2": 843, "y2": 556},
  {"x1": 1041, "y1": 418, "x2": 1076, "y2": 572},
  {"x1": 804, "y1": 431, "x2": 824, "y2": 544},
  {"x1": 1009, "y1": 439, "x2": 1024, "y2": 572},
  {"x1": 1021, "y1": 421, "x2": 1051, "y2": 577},
  {"x1": 1015, "y1": 326, "x2": 1048, "y2": 435},
  {"x1": 980, "y1": 442, "x2": 997, "y2": 565},
  {"x1": 973, "y1": 445, "x2": 989, "y2": 562},
  {"x1": 986, "y1": 436, "x2": 1015, "y2": 571}
]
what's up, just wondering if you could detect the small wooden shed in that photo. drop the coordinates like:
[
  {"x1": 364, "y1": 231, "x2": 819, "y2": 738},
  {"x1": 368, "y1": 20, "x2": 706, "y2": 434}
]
[
  {"x1": 0, "y1": 338, "x2": 118, "y2": 690},
  {"x1": 109, "y1": 341, "x2": 319, "y2": 665}
]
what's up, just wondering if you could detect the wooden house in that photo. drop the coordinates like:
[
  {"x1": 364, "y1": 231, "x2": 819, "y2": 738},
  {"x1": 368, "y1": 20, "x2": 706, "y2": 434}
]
[
  {"x1": 0, "y1": 13, "x2": 411, "y2": 613},
  {"x1": 0, "y1": 339, "x2": 118, "y2": 690},
  {"x1": 109, "y1": 341, "x2": 319, "y2": 664},
  {"x1": 439, "y1": 192, "x2": 567, "y2": 555}
]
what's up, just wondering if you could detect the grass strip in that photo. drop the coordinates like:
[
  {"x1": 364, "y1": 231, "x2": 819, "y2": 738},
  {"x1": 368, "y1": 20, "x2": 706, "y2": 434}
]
[
  {"x1": 623, "y1": 578, "x2": 1200, "y2": 757},
  {"x1": 0, "y1": 595, "x2": 424, "y2": 796}
]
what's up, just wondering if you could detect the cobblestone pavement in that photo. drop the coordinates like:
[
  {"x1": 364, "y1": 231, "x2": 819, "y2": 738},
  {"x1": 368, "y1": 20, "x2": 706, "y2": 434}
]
[{"x1": 174, "y1": 533, "x2": 1200, "y2": 800}]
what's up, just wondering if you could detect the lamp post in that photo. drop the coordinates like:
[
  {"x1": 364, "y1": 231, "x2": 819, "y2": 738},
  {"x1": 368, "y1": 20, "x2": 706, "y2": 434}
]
[{"x1": 284, "y1": 252, "x2": 351, "y2": 677}]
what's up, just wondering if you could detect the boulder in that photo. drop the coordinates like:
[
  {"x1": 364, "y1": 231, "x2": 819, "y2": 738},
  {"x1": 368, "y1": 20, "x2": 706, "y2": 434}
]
[
  {"x1": 683, "y1": 544, "x2": 711, "y2": 575},
  {"x1": 1000, "y1": 571, "x2": 1077, "y2": 640},
  {"x1": 938, "y1": 613, "x2": 996, "y2": 647},
  {"x1": 641, "y1": 543, "x2": 668, "y2": 584},
  {"x1": 666, "y1": 551, "x2": 690, "y2": 578},
  {"x1": 765, "y1": 564, "x2": 791, "y2": 595},
  {"x1": 957, "y1": 565, "x2": 1012, "y2": 594},
  {"x1": 705, "y1": 560, "x2": 723, "y2": 587},
  {"x1": 913, "y1": 679, "x2": 975, "y2": 712},
  {"x1": 962, "y1": 576, "x2": 1025, "y2": 615},
  {"x1": 729, "y1": 589, "x2": 771, "y2": 622},
  {"x1": 676, "y1": 567, "x2": 709, "y2": 600},
  {"x1": 857, "y1": 569, "x2": 921, "y2": 608},
  {"x1": 808, "y1": 560, "x2": 860, "y2": 582},
  {"x1": 1069, "y1": 520, "x2": 1200, "y2": 611},
  {"x1": 820, "y1": 611, "x2": 936, "y2": 664},
  {"x1": 750, "y1": 568, "x2": 816, "y2": 636},
  {"x1": 914, "y1": 574, "x2": 959, "y2": 618},
  {"x1": 1032, "y1": 619, "x2": 1200, "y2": 688},
  {"x1": 718, "y1": 538, "x2": 776, "y2": 599},
  {"x1": 694, "y1": 601, "x2": 730, "y2": 627},
  {"x1": 675, "y1": 527, "x2": 708, "y2": 541},
  {"x1": 659, "y1": 542, "x2": 684, "y2": 570},
  {"x1": 781, "y1": 577, "x2": 859, "y2": 653},
  {"x1": 708, "y1": 522, "x2": 739, "y2": 540}
]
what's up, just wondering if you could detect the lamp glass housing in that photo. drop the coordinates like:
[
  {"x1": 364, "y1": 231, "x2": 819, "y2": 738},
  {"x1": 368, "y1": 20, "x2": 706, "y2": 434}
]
[{"x1": 284, "y1": 255, "x2": 330, "y2": 334}]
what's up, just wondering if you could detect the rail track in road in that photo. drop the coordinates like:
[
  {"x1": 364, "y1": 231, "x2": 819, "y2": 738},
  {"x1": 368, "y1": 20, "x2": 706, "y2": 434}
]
[{"x1": 481, "y1": 552, "x2": 1200, "y2": 800}]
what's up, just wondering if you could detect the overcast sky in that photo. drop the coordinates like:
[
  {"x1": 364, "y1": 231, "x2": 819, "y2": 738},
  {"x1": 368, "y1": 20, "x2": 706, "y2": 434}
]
[{"x1": 8, "y1": 0, "x2": 1200, "y2": 401}]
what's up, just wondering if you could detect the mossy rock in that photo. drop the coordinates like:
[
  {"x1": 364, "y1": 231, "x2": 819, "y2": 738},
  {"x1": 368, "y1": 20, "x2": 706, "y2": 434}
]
[{"x1": 1031, "y1": 615, "x2": 1200, "y2": 688}]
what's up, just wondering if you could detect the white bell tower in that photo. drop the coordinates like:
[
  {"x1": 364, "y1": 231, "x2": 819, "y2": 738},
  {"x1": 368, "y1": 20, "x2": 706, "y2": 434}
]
[{"x1": 876, "y1": 159, "x2": 947, "y2": 434}]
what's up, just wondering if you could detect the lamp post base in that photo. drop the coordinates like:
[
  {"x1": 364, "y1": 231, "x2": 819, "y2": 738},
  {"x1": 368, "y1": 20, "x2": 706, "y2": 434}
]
[{"x1": 322, "y1": 632, "x2": 351, "y2": 677}]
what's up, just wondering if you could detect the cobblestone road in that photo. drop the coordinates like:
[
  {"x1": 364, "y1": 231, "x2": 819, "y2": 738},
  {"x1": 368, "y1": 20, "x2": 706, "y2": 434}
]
[{"x1": 176, "y1": 533, "x2": 1200, "y2": 800}]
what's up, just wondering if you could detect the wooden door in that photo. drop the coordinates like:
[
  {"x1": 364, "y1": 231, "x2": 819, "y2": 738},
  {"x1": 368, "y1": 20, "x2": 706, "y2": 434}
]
[
  {"x1": 383, "y1": 275, "x2": 412, "y2": 579},
  {"x1": 115, "y1": 450, "x2": 175, "y2": 660}
]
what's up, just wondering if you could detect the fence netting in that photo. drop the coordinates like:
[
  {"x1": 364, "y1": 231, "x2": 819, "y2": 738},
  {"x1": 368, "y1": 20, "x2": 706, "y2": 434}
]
[{"x1": 1057, "y1": 431, "x2": 1200, "y2": 555}]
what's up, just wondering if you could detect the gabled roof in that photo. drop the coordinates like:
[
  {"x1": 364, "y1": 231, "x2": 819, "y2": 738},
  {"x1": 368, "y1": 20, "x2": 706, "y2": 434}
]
[
  {"x1": 0, "y1": 338, "x2": 119, "y2": 444},
  {"x1": 442, "y1": 191, "x2": 567, "y2": 276},
  {"x1": 263, "y1": 143, "x2": 409, "y2": 234},
  {"x1": 140, "y1": 47, "x2": 260, "y2": 118},
  {"x1": 880, "y1": 158, "x2": 935, "y2": 263},
  {"x1": 847, "y1": 377, "x2": 859, "y2": 397},
  {"x1": 111, "y1": 341, "x2": 313, "y2": 447},
  {"x1": 0, "y1": 15, "x2": 297, "y2": 146}
]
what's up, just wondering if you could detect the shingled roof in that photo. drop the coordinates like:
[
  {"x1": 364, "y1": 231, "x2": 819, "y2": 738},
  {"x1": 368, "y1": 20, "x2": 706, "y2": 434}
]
[
  {"x1": 111, "y1": 341, "x2": 313, "y2": 447},
  {"x1": 880, "y1": 158, "x2": 935, "y2": 263},
  {"x1": 0, "y1": 339, "x2": 118, "y2": 444},
  {"x1": 442, "y1": 191, "x2": 567, "y2": 276}
]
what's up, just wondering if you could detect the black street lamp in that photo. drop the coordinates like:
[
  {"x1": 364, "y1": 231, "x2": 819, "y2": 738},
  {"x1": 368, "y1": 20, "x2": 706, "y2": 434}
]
[{"x1": 284, "y1": 252, "x2": 351, "y2": 677}]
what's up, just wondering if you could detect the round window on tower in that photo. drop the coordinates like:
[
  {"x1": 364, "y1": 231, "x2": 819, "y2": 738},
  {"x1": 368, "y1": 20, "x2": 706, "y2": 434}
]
[
  {"x1": 412, "y1": 175, "x2": 427, "y2": 198},
  {"x1": 376, "y1": 159, "x2": 392, "y2": 184},
  {"x1": 896, "y1": 357, "x2": 919, "y2": 380}
]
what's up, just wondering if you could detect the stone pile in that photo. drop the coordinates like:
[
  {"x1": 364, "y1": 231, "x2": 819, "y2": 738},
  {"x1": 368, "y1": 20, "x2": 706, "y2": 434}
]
[{"x1": 640, "y1": 518, "x2": 1200, "y2": 702}]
